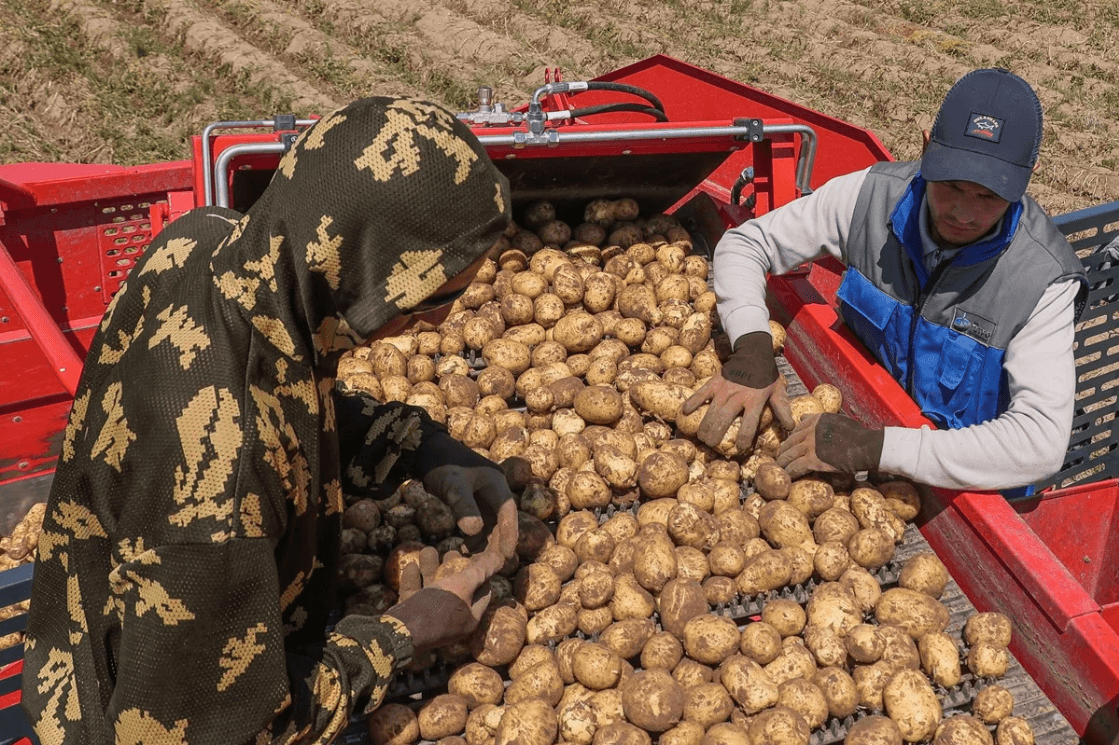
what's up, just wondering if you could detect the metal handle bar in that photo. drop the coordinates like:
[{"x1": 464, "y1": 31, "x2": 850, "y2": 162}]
[
  {"x1": 202, "y1": 119, "x2": 317, "y2": 206},
  {"x1": 211, "y1": 122, "x2": 818, "y2": 207}
]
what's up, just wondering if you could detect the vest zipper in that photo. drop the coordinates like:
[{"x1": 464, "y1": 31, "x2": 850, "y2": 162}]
[{"x1": 906, "y1": 261, "x2": 952, "y2": 396}]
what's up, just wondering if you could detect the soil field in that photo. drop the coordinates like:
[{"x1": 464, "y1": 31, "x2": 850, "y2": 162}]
[{"x1": 0, "y1": 0, "x2": 1116, "y2": 215}]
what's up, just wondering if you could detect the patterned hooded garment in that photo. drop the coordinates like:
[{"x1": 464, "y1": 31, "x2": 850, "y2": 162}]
[{"x1": 23, "y1": 97, "x2": 512, "y2": 744}]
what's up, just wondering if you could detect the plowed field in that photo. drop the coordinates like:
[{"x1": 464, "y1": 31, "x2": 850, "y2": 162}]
[{"x1": 1, "y1": 0, "x2": 1116, "y2": 214}]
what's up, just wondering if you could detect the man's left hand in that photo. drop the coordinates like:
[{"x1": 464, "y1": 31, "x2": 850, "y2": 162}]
[
  {"x1": 777, "y1": 413, "x2": 885, "y2": 479},
  {"x1": 423, "y1": 465, "x2": 518, "y2": 560}
]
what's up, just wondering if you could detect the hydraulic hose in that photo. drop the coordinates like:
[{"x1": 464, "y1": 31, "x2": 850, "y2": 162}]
[
  {"x1": 584, "y1": 82, "x2": 666, "y2": 114},
  {"x1": 566, "y1": 103, "x2": 669, "y2": 122}
]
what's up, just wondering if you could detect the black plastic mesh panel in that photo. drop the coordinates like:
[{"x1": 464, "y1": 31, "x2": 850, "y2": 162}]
[{"x1": 1037, "y1": 200, "x2": 1119, "y2": 491}]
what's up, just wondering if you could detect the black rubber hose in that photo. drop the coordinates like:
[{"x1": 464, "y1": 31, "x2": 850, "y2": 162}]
[
  {"x1": 585, "y1": 81, "x2": 666, "y2": 114},
  {"x1": 567, "y1": 103, "x2": 669, "y2": 122}
]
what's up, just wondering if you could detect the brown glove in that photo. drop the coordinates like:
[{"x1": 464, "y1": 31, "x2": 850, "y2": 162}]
[
  {"x1": 385, "y1": 547, "x2": 501, "y2": 652},
  {"x1": 681, "y1": 331, "x2": 795, "y2": 451},
  {"x1": 777, "y1": 413, "x2": 884, "y2": 479},
  {"x1": 419, "y1": 431, "x2": 519, "y2": 560}
]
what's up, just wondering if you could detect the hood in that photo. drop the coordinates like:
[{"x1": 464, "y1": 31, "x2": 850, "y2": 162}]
[{"x1": 209, "y1": 96, "x2": 512, "y2": 365}]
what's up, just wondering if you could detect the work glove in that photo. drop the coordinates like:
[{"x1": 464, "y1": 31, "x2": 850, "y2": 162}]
[
  {"x1": 385, "y1": 546, "x2": 501, "y2": 652},
  {"x1": 777, "y1": 413, "x2": 884, "y2": 479},
  {"x1": 681, "y1": 331, "x2": 796, "y2": 452},
  {"x1": 418, "y1": 431, "x2": 519, "y2": 561}
]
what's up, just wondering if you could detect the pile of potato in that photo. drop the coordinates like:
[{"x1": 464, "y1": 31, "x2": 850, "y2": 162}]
[
  {"x1": 331, "y1": 197, "x2": 1033, "y2": 745},
  {"x1": 0, "y1": 502, "x2": 44, "y2": 652}
]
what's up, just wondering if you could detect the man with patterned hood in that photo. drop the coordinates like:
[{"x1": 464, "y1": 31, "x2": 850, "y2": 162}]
[{"x1": 23, "y1": 97, "x2": 516, "y2": 743}]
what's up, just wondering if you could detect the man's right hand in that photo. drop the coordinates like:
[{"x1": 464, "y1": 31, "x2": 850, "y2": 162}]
[
  {"x1": 385, "y1": 547, "x2": 501, "y2": 652},
  {"x1": 681, "y1": 331, "x2": 796, "y2": 452}
]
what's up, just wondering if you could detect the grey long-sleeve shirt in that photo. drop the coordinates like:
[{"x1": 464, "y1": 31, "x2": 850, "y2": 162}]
[{"x1": 715, "y1": 168, "x2": 1078, "y2": 491}]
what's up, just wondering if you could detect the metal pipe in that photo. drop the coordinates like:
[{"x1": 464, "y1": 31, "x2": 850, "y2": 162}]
[
  {"x1": 203, "y1": 119, "x2": 316, "y2": 206},
  {"x1": 214, "y1": 123, "x2": 820, "y2": 207},
  {"x1": 213, "y1": 142, "x2": 286, "y2": 208},
  {"x1": 476, "y1": 122, "x2": 819, "y2": 194}
]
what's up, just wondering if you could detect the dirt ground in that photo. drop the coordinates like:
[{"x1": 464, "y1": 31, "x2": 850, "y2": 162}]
[{"x1": 0, "y1": 0, "x2": 1116, "y2": 216}]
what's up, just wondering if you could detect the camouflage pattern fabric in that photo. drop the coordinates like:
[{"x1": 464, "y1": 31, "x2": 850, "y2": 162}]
[{"x1": 22, "y1": 97, "x2": 511, "y2": 744}]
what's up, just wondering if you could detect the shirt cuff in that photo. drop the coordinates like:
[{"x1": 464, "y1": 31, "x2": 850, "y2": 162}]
[
  {"x1": 878, "y1": 426, "x2": 925, "y2": 480},
  {"x1": 719, "y1": 305, "x2": 772, "y2": 349}
]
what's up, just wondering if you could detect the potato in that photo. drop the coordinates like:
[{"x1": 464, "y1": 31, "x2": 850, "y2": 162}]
[
  {"x1": 840, "y1": 565, "x2": 882, "y2": 614},
  {"x1": 552, "y1": 312, "x2": 604, "y2": 354},
  {"x1": 786, "y1": 478, "x2": 835, "y2": 519},
  {"x1": 681, "y1": 682, "x2": 733, "y2": 728},
  {"x1": 651, "y1": 577, "x2": 705, "y2": 639},
  {"x1": 877, "y1": 624, "x2": 921, "y2": 671},
  {"x1": 449, "y1": 663, "x2": 505, "y2": 709},
  {"x1": 675, "y1": 546, "x2": 710, "y2": 583},
  {"x1": 739, "y1": 622, "x2": 783, "y2": 665},
  {"x1": 883, "y1": 668, "x2": 941, "y2": 743},
  {"x1": 629, "y1": 380, "x2": 690, "y2": 423},
  {"x1": 514, "y1": 564, "x2": 562, "y2": 611},
  {"x1": 576, "y1": 569, "x2": 615, "y2": 610},
  {"x1": 806, "y1": 582, "x2": 862, "y2": 637},
  {"x1": 601, "y1": 617, "x2": 657, "y2": 660},
  {"x1": 996, "y1": 718, "x2": 1035, "y2": 745},
  {"x1": 594, "y1": 722, "x2": 651, "y2": 745},
  {"x1": 664, "y1": 502, "x2": 719, "y2": 551},
  {"x1": 369, "y1": 702, "x2": 421, "y2": 745},
  {"x1": 845, "y1": 715, "x2": 903, "y2": 745},
  {"x1": 933, "y1": 716, "x2": 994, "y2": 745},
  {"x1": 526, "y1": 602, "x2": 578, "y2": 645},
  {"x1": 682, "y1": 615, "x2": 740, "y2": 665},
  {"x1": 974, "y1": 685, "x2": 1014, "y2": 724},
  {"x1": 875, "y1": 588, "x2": 950, "y2": 639},
  {"x1": 621, "y1": 669, "x2": 684, "y2": 733},
  {"x1": 506, "y1": 660, "x2": 564, "y2": 707},
  {"x1": 759, "y1": 501, "x2": 813, "y2": 549},
  {"x1": 558, "y1": 701, "x2": 597, "y2": 745},
  {"x1": 879, "y1": 480, "x2": 921, "y2": 521},
  {"x1": 761, "y1": 599, "x2": 806, "y2": 638},
  {"x1": 803, "y1": 624, "x2": 846, "y2": 668},
  {"x1": 579, "y1": 606, "x2": 615, "y2": 636},
  {"x1": 813, "y1": 508, "x2": 860, "y2": 546},
  {"x1": 672, "y1": 657, "x2": 714, "y2": 689},
  {"x1": 753, "y1": 463, "x2": 791, "y2": 501},
  {"x1": 571, "y1": 385, "x2": 623, "y2": 425},
  {"x1": 633, "y1": 531, "x2": 678, "y2": 593},
  {"x1": 813, "y1": 540, "x2": 851, "y2": 582},
  {"x1": 611, "y1": 573, "x2": 656, "y2": 620},
  {"x1": 848, "y1": 527, "x2": 896, "y2": 569},
  {"x1": 747, "y1": 705, "x2": 810, "y2": 745},
  {"x1": 764, "y1": 642, "x2": 817, "y2": 687},
  {"x1": 968, "y1": 643, "x2": 1009, "y2": 678},
  {"x1": 495, "y1": 698, "x2": 557, "y2": 745},
  {"x1": 471, "y1": 602, "x2": 527, "y2": 666},
  {"x1": 916, "y1": 631, "x2": 961, "y2": 688},
  {"x1": 965, "y1": 612, "x2": 1013, "y2": 649},
  {"x1": 642, "y1": 631, "x2": 685, "y2": 671},
  {"x1": 702, "y1": 723, "x2": 751, "y2": 745},
  {"x1": 843, "y1": 623, "x2": 882, "y2": 664},
  {"x1": 814, "y1": 667, "x2": 858, "y2": 719},
  {"x1": 736, "y1": 549, "x2": 792, "y2": 596},
  {"x1": 661, "y1": 722, "x2": 705, "y2": 745},
  {"x1": 854, "y1": 661, "x2": 896, "y2": 711},
  {"x1": 564, "y1": 471, "x2": 610, "y2": 510},
  {"x1": 574, "y1": 528, "x2": 616, "y2": 565},
  {"x1": 721, "y1": 655, "x2": 780, "y2": 714},
  {"x1": 777, "y1": 678, "x2": 828, "y2": 730},
  {"x1": 418, "y1": 695, "x2": 469, "y2": 740},
  {"x1": 706, "y1": 542, "x2": 746, "y2": 578}
]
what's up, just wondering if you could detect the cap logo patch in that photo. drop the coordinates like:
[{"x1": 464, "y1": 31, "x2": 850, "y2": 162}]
[{"x1": 965, "y1": 113, "x2": 1003, "y2": 143}]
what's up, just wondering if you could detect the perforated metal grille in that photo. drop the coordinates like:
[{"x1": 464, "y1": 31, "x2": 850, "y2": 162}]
[
  {"x1": 95, "y1": 200, "x2": 164, "y2": 303},
  {"x1": 1039, "y1": 201, "x2": 1119, "y2": 491}
]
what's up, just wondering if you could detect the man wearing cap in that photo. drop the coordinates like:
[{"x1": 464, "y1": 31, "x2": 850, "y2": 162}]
[{"x1": 684, "y1": 68, "x2": 1087, "y2": 496}]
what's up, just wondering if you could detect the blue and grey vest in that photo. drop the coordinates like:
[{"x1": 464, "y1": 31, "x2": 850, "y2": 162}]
[{"x1": 835, "y1": 161, "x2": 1087, "y2": 492}]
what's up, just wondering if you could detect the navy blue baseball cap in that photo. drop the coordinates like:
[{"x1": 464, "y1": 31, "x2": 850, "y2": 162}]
[{"x1": 921, "y1": 68, "x2": 1042, "y2": 203}]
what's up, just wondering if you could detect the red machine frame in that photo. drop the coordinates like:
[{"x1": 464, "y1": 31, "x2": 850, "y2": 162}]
[{"x1": 0, "y1": 55, "x2": 1115, "y2": 742}]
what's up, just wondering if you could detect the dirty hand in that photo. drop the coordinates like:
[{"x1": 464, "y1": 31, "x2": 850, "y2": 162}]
[
  {"x1": 777, "y1": 412, "x2": 885, "y2": 479},
  {"x1": 386, "y1": 546, "x2": 502, "y2": 652},
  {"x1": 424, "y1": 461, "x2": 519, "y2": 560},
  {"x1": 680, "y1": 331, "x2": 796, "y2": 451}
]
